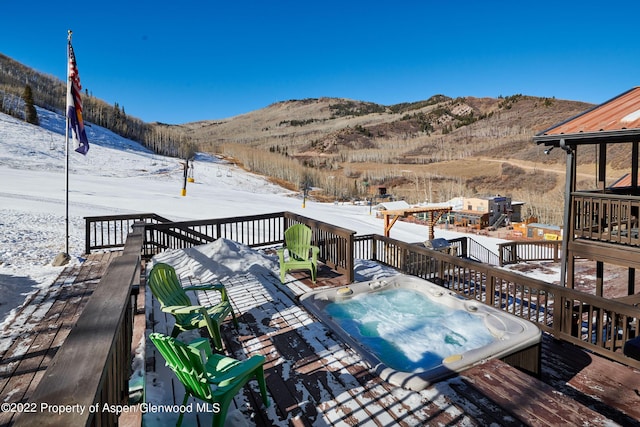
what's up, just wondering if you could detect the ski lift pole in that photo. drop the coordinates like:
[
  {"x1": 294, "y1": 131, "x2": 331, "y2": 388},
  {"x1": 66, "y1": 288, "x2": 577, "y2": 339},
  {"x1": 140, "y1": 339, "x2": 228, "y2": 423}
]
[
  {"x1": 187, "y1": 160, "x2": 195, "y2": 182},
  {"x1": 181, "y1": 160, "x2": 188, "y2": 196},
  {"x1": 301, "y1": 181, "x2": 309, "y2": 208},
  {"x1": 300, "y1": 176, "x2": 314, "y2": 208}
]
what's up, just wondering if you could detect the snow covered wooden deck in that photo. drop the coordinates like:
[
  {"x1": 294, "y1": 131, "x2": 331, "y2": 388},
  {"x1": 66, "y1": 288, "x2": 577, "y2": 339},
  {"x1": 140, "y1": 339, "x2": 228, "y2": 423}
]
[
  {"x1": 3, "y1": 249, "x2": 639, "y2": 426},
  {"x1": 0, "y1": 252, "x2": 121, "y2": 427},
  {"x1": 144, "y1": 262, "x2": 640, "y2": 427}
]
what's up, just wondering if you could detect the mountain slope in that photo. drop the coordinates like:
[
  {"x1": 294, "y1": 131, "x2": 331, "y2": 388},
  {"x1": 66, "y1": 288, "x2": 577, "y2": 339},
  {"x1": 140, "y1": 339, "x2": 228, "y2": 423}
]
[
  {"x1": 0, "y1": 52, "x2": 614, "y2": 224},
  {"x1": 180, "y1": 95, "x2": 597, "y2": 224}
]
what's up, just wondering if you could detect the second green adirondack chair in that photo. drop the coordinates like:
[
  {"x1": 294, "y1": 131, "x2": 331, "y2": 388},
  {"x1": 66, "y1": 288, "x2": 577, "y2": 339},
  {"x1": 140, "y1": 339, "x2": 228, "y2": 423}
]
[
  {"x1": 150, "y1": 333, "x2": 269, "y2": 427},
  {"x1": 148, "y1": 262, "x2": 238, "y2": 352},
  {"x1": 277, "y1": 224, "x2": 320, "y2": 283}
]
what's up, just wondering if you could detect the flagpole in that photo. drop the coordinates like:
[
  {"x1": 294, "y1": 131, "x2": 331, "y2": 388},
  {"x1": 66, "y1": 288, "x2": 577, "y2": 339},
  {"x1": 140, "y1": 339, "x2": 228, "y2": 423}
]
[
  {"x1": 56, "y1": 30, "x2": 73, "y2": 266},
  {"x1": 66, "y1": 30, "x2": 72, "y2": 258},
  {"x1": 54, "y1": 30, "x2": 88, "y2": 266}
]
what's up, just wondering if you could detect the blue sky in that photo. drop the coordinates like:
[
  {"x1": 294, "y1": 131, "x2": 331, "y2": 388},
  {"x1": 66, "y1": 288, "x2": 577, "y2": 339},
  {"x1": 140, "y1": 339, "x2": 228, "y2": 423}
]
[{"x1": 3, "y1": 1, "x2": 640, "y2": 124}]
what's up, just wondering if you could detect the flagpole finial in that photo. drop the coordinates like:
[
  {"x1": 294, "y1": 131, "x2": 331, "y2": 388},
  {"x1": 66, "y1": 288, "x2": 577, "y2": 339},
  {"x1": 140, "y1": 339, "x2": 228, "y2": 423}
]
[{"x1": 68, "y1": 30, "x2": 72, "y2": 40}]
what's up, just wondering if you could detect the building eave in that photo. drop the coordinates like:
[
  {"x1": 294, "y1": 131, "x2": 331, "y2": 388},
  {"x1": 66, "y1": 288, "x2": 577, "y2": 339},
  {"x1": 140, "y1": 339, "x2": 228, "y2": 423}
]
[{"x1": 533, "y1": 128, "x2": 640, "y2": 146}]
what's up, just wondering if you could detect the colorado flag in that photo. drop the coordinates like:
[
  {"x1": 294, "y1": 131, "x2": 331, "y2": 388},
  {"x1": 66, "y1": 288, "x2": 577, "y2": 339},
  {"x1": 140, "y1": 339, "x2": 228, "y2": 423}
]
[{"x1": 67, "y1": 40, "x2": 89, "y2": 155}]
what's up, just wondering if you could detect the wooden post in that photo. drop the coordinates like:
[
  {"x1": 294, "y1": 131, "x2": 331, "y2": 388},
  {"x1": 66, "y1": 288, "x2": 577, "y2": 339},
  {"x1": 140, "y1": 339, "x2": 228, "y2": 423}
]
[{"x1": 596, "y1": 261, "x2": 604, "y2": 297}]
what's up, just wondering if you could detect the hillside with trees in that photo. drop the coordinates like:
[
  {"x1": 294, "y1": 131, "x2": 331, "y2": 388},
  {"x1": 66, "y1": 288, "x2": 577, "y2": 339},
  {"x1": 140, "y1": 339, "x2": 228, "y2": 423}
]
[
  {"x1": 0, "y1": 53, "x2": 195, "y2": 159},
  {"x1": 182, "y1": 95, "x2": 609, "y2": 225},
  {"x1": 4, "y1": 52, "x2": 627, "y2": 226}
]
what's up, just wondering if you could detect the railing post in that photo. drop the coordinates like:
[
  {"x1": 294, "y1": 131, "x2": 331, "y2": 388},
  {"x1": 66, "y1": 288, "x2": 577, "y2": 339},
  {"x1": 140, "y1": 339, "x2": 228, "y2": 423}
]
[
  {"x1": 372, "y1": 235, "x2": 378, "y2": 262},
  {"x1": 347, "y1": 233, "x2": 355, "y2": 283},
  {"x1": 436, "y1": 257, "x2": 445, "y2": 285},
  {"x1": 84, "y1": 218, "x2": 91, "y2": 255},
  {"x1": 487, "y1": 273, "x2": 496, "y2": 306},
  {"x1": 554, "y1": 296, "x2": 566, "y2": 337}
]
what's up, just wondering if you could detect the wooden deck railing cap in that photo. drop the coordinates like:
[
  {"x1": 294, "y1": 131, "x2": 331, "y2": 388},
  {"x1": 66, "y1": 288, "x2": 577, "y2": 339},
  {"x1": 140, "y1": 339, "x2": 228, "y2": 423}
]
[{"x1": 14, "y1": 253, "x2": 139, "y2": 426}]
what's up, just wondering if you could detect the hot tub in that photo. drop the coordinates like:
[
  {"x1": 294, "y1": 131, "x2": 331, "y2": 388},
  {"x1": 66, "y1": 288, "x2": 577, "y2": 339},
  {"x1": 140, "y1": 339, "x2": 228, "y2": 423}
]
[{"x1": 299, "y1": 274, "x2": 541, "y2": 391}]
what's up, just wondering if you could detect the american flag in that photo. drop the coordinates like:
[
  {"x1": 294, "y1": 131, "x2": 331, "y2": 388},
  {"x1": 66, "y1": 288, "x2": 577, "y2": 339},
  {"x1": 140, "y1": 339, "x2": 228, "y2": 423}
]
[{"x1": 67, "y1": 39, "x2": 89, "y2": 155}]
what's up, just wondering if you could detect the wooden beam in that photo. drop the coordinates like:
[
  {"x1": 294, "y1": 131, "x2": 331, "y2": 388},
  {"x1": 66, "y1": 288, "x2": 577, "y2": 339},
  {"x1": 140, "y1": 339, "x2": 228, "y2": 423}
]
[
  {"x1": 633, "y1": 141, "x2": 639, "y2": 189},
  {"x1": 570, "y1": 240, "x2": 640, "y2": 270},
  {"x1": 384, "y1": 214, "x2": 401, "y2": 237},
  {"x1": 426, "y1": 211, "x2": 447, "y2": 240},
  {"x1": 560, "y1": 140, "x2": 575, "y2": 288},
  {"x1": 596, "y1": 261, "x2": 604, "y2": 297},
  {"x1": 598, "y1": 142, "x2": 607, "y2": 191},
  {"x1": 381, "y1": 206, "x2": 451, "y2": 239}
]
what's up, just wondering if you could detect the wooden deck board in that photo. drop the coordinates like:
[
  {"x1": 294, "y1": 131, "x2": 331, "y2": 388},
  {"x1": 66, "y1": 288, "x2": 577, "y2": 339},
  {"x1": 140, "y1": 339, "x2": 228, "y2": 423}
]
[
  {"x1": 4, "y1": 252, "x2": 639, "y2": 426},
  {"x1": 203, "y1": 269, "x2": 640, "y2": 426},
  {"x1": 460, "y1": 359, "x2": 611, "y2": 426},
  {"x1": 211, "y1": 272, "x2": 494, "y2": 425},
  {"x1": 0, "y1": 252, "x2": 118, "y2": 427},
  {"x1": 540, "y1": 337, "x2": 640, "y2": 425}
]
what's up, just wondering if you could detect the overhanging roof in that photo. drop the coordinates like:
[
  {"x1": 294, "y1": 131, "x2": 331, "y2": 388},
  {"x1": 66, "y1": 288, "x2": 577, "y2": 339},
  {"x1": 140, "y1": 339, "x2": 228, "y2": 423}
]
[
  {"x1": 610, "y1": 172, "x2": 640, "y2": 188},
  {"x1": 534, "y1": 87, "x2": 640, "y2": 146}
]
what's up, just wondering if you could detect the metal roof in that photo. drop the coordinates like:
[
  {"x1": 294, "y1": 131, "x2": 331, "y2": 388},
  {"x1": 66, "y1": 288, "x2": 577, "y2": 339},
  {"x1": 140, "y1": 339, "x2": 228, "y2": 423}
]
[
  {"x1": 534, "y1": 87, "x2": 640, "y2": 145},
  {"x1": 527, "y1": 223, "x2": 562, "y2": 231},
  {"x1": 610, "y1": 172, "x2": 639, "y2": 188}
]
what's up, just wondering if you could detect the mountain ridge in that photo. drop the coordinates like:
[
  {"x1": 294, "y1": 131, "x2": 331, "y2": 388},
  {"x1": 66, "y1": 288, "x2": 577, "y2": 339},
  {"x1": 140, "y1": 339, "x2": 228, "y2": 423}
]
[
  {"x1": 2, "y1": 52, "x2": 618, "y2": 225},
  {"x1": 177, "y1": 95, "x2": 607, "y2": 225}
]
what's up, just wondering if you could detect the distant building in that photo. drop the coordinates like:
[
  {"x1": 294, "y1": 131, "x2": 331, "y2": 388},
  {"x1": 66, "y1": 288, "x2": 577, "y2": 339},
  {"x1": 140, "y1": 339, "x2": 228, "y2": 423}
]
[
  {"x1": 610, "y1": 172, "x2": 640, "y2": 189},
  {"x1": 375, "y1": 195, "x2": 523, "y2": 231},
  {"x1": 455, "y1": 195, "x2": 517, "y2": 228},
  {"x1": 510, "y1": 201, "x2": 524, "y2": 223},
  {"x1": 453, "y1": 210, "x2": 490, "y2": 229},
  {"x1": 523, "y1": 223, "x2": 562, "y2": 240},
  {"x1": 366, "y1": 185, "x2": 391, "y2": 199}
]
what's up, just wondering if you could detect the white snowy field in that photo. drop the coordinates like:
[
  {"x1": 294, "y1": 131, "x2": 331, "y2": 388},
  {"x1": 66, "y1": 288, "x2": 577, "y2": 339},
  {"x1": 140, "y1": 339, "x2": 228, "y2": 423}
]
[{"x1": 0, "y1": 108, "x2": 541, "y2": 329}]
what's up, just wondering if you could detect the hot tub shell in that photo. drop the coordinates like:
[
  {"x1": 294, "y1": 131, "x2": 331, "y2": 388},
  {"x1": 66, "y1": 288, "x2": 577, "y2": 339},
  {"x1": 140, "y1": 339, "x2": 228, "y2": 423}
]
[{"x1": 300, "y1": 274, "x2": 542, "y2": 391}]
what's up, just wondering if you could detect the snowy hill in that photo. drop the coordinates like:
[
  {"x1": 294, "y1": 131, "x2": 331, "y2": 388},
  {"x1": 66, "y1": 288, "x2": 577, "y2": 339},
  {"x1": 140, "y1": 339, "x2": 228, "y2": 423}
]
[
  {"x1": 0, "y1": 109, "x2": 292, "y2": 324},
  {"x1": 0, "y1": 108, "x2": 512, "y2": 327}
]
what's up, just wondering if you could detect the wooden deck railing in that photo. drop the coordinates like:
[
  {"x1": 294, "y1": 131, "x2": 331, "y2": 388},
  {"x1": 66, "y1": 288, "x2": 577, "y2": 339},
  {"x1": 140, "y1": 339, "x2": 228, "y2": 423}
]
[
  {"x1": 84, "y1": 213, "x2": 170, "y2": 254},
  {"x1": 15, "y1": 227, "x2": 143, "y2": 427},
  {"x1": 140, "y1": 212, "x2": 286, "y2": 255},
  {"x1": 573, "y1": 191, "x2": 640, "y2": 246},
  {"x1": 497, "y1": 240, "x2": 561, "y2": 265},
  {"x1": 27, "y1": 211, "x2": 637, "y2": 426},
  {"x1": 140, "y1": 212, "x2": 355, "y2": 282},
  {"x1": 86, "y1": 211, "x2": 356, "y2": 282}
]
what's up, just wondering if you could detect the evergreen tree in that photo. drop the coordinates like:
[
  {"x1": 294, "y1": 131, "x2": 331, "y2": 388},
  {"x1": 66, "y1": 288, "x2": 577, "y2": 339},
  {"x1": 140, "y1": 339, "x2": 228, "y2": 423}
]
[{"x1": 22, "y1": 84, "x2": 39, "y2": 125}]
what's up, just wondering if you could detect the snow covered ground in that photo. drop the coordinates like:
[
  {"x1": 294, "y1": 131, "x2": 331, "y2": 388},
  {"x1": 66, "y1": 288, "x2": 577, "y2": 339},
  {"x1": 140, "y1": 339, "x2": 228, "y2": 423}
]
[
  {"x1": 0, "y1": 108, "x2": 562, "y2": 425},
  {"x1": 1, "y1": 107, "x2": 550, "y2": 330}
]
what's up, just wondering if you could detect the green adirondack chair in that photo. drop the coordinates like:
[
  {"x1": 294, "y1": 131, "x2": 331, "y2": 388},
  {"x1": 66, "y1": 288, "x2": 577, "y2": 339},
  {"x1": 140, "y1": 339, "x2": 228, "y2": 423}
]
[
  {"x1": 277, "y1": 224, "x2": 320, "y2": 283},
  {"x1": 149, "y1": 333, "x2": 269, "y2": 427},
  {"x1": 148, "y1": 262, "x2": 238, "y2": 352}
]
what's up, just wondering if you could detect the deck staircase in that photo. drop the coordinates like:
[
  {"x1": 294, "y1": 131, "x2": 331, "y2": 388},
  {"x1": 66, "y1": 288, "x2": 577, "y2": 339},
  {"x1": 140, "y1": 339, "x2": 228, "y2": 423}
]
[
  {"x1": 465, "y1": 237, "x2": 500, "y2": 266},
  {"x1": 491, "y1": 213, "x2": 509, "y2": 228}
]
